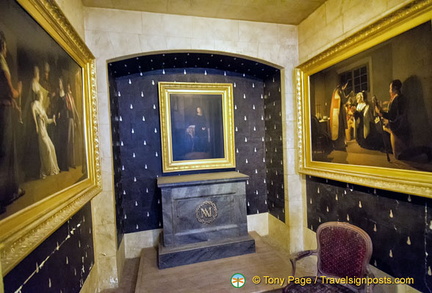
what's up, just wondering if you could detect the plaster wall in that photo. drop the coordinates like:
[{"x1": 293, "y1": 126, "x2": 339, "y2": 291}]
[
  {"x1": 55, "y1": 0, "x2": 85, "y2": 39},
  {"x1": 84, "y1": 8, "x2": 300, "y2": 289},
  {"x1": 298, "y1": 0, "x2": 413, "y2": 63}
]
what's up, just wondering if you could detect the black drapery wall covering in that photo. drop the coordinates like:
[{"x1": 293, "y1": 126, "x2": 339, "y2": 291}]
[
  {"x1": 264, "y1": 73, "x2": 284, "y2": 220},
  {"x1": 4, "y1": 203, "x2": 94, "y2": 292},
  {"x1": 108, "y1": 52, "x2": 285, "y2": 243},
  {"x1": 307, "y1": 176, "x2": 432, "y2": 292}
]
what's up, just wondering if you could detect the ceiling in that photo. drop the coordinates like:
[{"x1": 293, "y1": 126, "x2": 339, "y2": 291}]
[{"x1": 82, "y1": 0, "x2": 326, "y2": 25}]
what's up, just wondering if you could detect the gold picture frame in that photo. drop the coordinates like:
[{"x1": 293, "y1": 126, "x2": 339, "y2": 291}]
[
  {"x1": 0, "y1": 0, "x2": 101, "y2": 275},
  {"x1": 159, "y1": 82, "x2": 236, "y2": 172},
  {"x1": 296, "y1": 0, "x2": 432, "y2": 198}
]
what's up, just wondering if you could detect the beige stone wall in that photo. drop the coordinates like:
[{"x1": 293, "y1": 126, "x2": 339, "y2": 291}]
[
  {"x1": 55, "y1": 0, "x2": 85, "y2": 39},
  {"x1": 84, "y1": 7, "x2": 301, "y2": 290},
  {"x1": 298, "y1": 0, "x2": 412, "y2": 63}
]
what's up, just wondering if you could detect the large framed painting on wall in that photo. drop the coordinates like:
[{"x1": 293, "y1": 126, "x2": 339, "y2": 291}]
[
  {"x1": 158, "y1": 82, "x2": 236, "y2": 172},
  {"x1": 296, "y1": 0, "x2": 432, "y2": 197},
  {"x1": 0, "y1": 0, "x2": 101, "y2": 275}
]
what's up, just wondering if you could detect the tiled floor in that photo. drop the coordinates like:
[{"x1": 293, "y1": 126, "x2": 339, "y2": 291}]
[{"x1": 104, "y1": 231, "x2": 316, "y2": 293}]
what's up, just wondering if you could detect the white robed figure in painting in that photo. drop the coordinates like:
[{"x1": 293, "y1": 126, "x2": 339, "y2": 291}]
[{"x1": 32, "y1": 90, "x2": 59, "y2": 178}]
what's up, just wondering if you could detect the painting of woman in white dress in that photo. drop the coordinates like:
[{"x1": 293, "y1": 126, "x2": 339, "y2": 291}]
[
  {"x1": 31, "y1": 90, "x2": 59, "y2": 179},
  {"x1": 0, "y1": 0, "x2": 92, "y2": 222}
]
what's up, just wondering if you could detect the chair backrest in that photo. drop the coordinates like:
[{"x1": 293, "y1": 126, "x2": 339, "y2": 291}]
[{"x1": 316, "y1": 222, "x2": 373, "y2": 279}]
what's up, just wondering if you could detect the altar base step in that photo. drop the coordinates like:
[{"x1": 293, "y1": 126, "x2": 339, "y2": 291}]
[{"x1": 158, "y1": 233, "x2": 256, "y2": 269}]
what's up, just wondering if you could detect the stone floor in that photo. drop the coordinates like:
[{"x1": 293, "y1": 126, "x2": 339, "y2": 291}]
[
  {"x1": 99, "y1": 231, "x2": 409, "y2": 293},
  {"x1": 101, "y1": 257, "x2": 141, "y2": 293},
  {"x1": 102, "y1": 232, "x2": 315, "y2": 293}
]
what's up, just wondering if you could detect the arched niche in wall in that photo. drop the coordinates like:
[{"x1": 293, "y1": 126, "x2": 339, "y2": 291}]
[{"x1": 107, "y1": 51, "x2": 286, "y2": 238}]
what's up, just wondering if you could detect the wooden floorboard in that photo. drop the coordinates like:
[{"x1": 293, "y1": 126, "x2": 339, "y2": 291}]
[{"x1": 135, "y1": 232, "x2": 294, "y2": 293}]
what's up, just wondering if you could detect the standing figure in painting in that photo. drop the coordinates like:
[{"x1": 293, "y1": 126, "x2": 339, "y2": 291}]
[
  {"x1": 40, "y1": 62, "x2": 56, "y2": 136},
  {"x1": 40, "y1": 62, "x2": 54, "y2": 112},
  {"x1": 0, "y1": 30, "x2": 24, "y2": 212},
  {"x1": 28, "y1": 66, "x2": 48, "y2": 105},
  {"x1": 375, "y1": 80, "x2": 409, "y2": 159},
  {"x1": 191, "y1": 106, "x2": 209, "y2": 152},
  {"x1": 329, "y1": 81, "x2": 348, "y2": 150},
  {"x1": 345, "y1": 100, "x2": 357, "y2": 142},
  {"x1": 376, "y1": 79, "x2": 432, "y2": 162},
  {"x1": 54, "y1": 78, "x2": 79, "y2": 171},
  {"x1": 31, "y1": 90, "x2": 59, "y2": 178},
  {"x1": 23, "y1": 65, "x2": 46, "y2": 179},
  {"x1": 65, "y1": 82, "x2": 79, "y2": 168},
  {"x1": 353, "y1": 91, "x2": 383, "y2": 151}
]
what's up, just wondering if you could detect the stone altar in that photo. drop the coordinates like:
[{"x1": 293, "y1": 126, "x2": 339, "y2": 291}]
[{"x1": 157, "y1": 171, "x2": 255, "y2": 269}]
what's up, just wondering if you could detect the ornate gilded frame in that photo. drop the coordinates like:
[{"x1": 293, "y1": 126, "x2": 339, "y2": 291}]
[
  {"x1": 0, "y1": 0, "x2": 101, "y2": 275},
  {"x1": 159, "y1": 82, "x2": 236, "y2": 172},
  {"x1": 296, "y1": 0, "x2": 432, "y2": 197}
]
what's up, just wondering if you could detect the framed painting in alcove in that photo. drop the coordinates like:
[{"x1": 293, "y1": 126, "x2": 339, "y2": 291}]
[
  {"x1": 296, "y1": 0, "x2": 432, "y2": 197},
  {"x1": 0, "y1": 0, "x2": 101, "y2": 275},
  {"x1": 158, "y1": 82, "x2": 236, "y2": 172}
]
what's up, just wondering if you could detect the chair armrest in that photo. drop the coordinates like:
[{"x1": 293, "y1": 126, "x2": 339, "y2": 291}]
[{"x1": 289, "y1": 250, "x2": 317, "y2": 276}]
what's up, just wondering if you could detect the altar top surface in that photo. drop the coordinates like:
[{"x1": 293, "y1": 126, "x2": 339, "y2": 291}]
[{"x1": 157, "y1": 171, "x2": 249, "y2": 187}]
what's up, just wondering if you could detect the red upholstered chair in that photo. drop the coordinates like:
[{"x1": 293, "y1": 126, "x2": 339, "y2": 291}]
[{"x1": 283, "y1": 222, "x2": 374, "y2": 293}]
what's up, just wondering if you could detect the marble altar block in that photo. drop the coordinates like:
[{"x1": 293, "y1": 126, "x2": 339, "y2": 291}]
[{"x1": 157, "y1": 171, "x2": 256, "y2": 269}]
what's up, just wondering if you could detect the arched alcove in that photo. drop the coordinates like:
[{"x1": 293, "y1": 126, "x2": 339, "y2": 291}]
[{"x1": 107, "y1": 51, "x2": 285, "y2": 243}]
